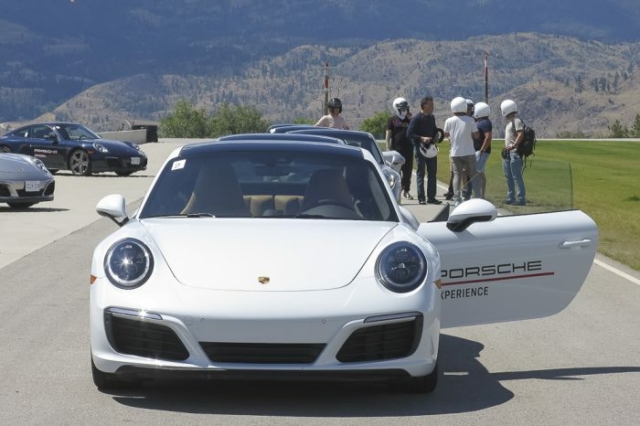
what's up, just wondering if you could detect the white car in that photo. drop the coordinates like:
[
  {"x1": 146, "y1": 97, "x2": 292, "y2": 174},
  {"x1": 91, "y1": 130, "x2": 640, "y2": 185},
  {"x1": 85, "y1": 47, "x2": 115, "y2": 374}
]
[{"x1": 90, "y1": 139, "x2": 598, "y2": 392}]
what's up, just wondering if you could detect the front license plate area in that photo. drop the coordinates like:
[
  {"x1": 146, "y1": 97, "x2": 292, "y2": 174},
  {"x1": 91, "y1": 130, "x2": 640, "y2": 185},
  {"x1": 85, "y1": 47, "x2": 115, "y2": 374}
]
[
  {"x1": 131, "y1": 157, "x2": 140, "y2": 165},
  {"x1": 25, "y1": 181, "x2": 40, "y2": 192}
]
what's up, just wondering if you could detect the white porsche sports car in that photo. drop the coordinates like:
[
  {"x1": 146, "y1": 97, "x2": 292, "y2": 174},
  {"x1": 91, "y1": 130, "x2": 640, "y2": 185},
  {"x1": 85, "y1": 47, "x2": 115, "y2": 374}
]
[{"x1": 90, "y1": 138, "x2": 598, "y2": 392}]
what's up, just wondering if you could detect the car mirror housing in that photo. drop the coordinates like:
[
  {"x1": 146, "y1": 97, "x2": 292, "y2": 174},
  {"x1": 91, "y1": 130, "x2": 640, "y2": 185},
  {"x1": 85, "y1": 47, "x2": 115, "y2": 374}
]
[
  {"x1": 382, "y1": 150, "x2": 405, "y2": 173},
  {"x1": 446, "y1": 199, "x2": 497, "y2": 232},
  {"x1": 96, "y1": 194, "x2": 129, "y2": 227}
]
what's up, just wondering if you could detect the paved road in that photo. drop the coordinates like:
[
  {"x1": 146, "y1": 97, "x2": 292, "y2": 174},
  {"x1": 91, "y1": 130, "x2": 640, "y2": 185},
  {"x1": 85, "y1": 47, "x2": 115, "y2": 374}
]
[{"x1": 1, "y1": 140, "x2": 639, "y2": 425}]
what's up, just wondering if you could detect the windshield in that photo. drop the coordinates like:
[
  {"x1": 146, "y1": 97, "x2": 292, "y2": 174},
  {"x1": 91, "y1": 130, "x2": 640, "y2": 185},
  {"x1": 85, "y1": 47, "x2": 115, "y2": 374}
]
[{"x1": 140, "y1": 149, "x2": 398, "y2": 221}]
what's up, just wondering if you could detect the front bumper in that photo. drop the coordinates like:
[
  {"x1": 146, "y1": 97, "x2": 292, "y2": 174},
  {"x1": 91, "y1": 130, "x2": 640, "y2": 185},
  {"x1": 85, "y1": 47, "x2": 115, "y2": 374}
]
[
  {"x1": 0, "y1": 179, "x2": 54, "y2": 204},
  {"x1": 90, "y1": 277, "x2": 440, "y2": 381},
  {"x1": 91, "y1": 154, "x2": 148, "y2": 174}
]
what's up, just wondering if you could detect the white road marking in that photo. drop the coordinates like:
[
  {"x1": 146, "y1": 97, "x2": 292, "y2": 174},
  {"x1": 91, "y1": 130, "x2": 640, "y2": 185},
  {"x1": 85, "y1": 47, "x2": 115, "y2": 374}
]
[{"x1": 594, "y1": 259, "x2": 640, "y2": 286}]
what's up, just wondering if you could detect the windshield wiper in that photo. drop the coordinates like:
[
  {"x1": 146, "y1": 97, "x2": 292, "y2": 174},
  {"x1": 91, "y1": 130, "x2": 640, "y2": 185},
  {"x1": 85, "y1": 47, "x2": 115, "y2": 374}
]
[{"x1": 184, "y1": 213, "x2": 216, "y2": 218}]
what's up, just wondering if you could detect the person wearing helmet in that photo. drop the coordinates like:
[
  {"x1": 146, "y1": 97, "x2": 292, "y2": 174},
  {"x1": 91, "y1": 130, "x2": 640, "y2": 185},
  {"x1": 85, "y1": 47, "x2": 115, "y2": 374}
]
[
  {"x1": 500, "y1": 99, "x2": 526, "y2": 205},
  {"x1": 385, "y1": 97, "x2": 414, "y2": 200},
  {"x1": 471, "y1": 101, "x2": 493, "y2": 199},
  {"x1": 443, "y1": 96, "x2": 480, "y2": 206},
  {"x1": 445, "y1": 98, "x2": 476, "y2": 200},
  {"x1": 315, "y1": 98, "x2": 350, "y2": 129},
  {"x1": 407, "y1": 96, "x2": 442, "y2": 205}
]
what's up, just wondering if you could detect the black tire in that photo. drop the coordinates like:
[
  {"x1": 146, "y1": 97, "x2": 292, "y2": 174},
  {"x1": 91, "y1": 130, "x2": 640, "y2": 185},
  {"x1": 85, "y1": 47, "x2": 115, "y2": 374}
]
[
  {"x1": 8, "y1": 203, "x2": 35, "y2": 209},
  {"x1": 48, "y1": 169, "x2": 58, "y2": 175},
  {"x1": 68, "y1": 150, "x2": 92, "y2": 176},
  {"x1": 0, "y1": 145, "x2": 11, "y2": 153},
  {"x1": 91, "y1": 359, "x2": 139, "y2": 390},
  {"x1": 393, "y1": 363, "x2": 439, "y2": 394},
  {"x1": 116, "y1": 171, "x2": 133, "y2": 177}
]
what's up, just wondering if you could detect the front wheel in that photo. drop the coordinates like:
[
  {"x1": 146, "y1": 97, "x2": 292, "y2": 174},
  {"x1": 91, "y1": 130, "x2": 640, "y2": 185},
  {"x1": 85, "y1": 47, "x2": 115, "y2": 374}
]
[
  {"x1": 0, "y1": 145, "x2": 11, "y2": 153},
  {"x1": 68, "y1": 150, "x2": 92, "y2": 176}
]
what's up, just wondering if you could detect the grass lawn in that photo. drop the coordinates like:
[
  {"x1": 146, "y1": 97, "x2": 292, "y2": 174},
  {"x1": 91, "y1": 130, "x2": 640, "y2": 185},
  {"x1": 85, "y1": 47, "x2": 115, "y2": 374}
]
[{"x1": 433, "y1": 140, "x2": 640, "y2": 271}]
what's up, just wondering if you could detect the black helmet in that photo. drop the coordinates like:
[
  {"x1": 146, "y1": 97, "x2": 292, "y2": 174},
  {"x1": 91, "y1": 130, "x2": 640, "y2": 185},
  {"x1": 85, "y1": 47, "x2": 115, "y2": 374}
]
[{"x1": 328, "y1": 98, "x2": 343, "y2": 113}]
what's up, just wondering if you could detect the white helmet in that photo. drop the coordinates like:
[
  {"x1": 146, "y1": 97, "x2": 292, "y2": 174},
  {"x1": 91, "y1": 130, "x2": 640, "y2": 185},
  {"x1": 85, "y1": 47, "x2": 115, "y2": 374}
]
[
  {"x1": 392, "y1": 97, "x2": 409, "y2": 116},
  {"x1": 451, "y1": 97, "x2": 468, "y2": 113},
  {"x1": 473, "y1": 102, "x2": 491, "y2": 118},
  {"x1": 500, "y1": 99, "x2": 518, "y2": 117},
  {"x1": 419, "y1": 143, "x2": 439, "y2": 158}
]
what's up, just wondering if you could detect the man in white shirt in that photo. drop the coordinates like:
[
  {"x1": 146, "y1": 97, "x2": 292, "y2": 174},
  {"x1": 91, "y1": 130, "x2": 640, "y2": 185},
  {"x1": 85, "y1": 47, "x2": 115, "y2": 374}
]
[{"x1": 443, "y1": 96, "x2": 480, "y2": 206}]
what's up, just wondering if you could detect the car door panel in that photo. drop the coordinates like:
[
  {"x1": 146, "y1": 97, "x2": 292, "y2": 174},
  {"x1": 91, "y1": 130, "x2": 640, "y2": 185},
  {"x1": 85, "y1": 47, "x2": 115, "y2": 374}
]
[{"x1": 418, "y1": 210, "x2": 598, "y2": 328}]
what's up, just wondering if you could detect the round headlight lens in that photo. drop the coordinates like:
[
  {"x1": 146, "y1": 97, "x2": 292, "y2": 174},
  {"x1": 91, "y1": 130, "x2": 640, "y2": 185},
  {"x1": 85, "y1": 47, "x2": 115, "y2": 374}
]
[
  {"x1": 104, "y1": 239, "x2": 153, "y2": 289},
  {"x1": 93, "y1": 143, "x2": 108, "y2": 153},
  {"x1": 376, "y1": 242, "x2": 427, "y2": 293},
  {"x1": 382, "y1": 169, "x2": 397, "y2": 189}
]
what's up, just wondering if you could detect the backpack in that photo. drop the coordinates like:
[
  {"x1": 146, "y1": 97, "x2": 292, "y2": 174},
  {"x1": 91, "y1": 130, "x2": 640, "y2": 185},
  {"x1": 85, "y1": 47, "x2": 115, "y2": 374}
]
[{"x1": 517, "y1": 122, "x2": 536, "y2": 159}]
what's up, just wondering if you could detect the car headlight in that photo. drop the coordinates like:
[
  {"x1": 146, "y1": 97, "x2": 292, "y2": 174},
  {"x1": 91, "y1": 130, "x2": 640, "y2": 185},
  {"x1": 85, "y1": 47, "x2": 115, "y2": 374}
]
[
  {"x1": 27, "y1": 156, "x2": 48, "y2": 173},
  {"x1": 93, "y1": 143, "x2": 109, "y2": 153},
  {"x1": 104, "y1": 239, "x2": 154, "y2": 289},
  {"x1": 382, "y1": 169, "x2": 397, "y2": 190},
  {"x1": 376, "y1": 242, "x2": 427, "y2": 293}
]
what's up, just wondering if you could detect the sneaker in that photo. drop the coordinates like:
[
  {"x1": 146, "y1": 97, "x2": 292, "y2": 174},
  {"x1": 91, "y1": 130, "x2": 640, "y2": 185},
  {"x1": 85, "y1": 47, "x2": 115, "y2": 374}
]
[
  {"x1": 443, "y1": 192, "x2": 453, "y2": 200},
  {"x1": 505, "y1": 199, "x2": 515, "y2": 205},
  {"x1": 402, "y1": 191, "x2": 414, "y2": 200},
  {"x1": 418, "y1": 199, "x2": 427, "y2": 205},
  {"x1": 427, "y1": 199, "x2": 443, "y2": 205}
]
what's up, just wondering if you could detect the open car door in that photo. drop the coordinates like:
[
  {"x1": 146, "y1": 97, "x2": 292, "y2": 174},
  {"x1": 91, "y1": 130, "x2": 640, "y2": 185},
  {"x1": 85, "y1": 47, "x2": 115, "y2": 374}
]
[{"x1": 418, "y1": 200, "x2": 598, "y2": 328}]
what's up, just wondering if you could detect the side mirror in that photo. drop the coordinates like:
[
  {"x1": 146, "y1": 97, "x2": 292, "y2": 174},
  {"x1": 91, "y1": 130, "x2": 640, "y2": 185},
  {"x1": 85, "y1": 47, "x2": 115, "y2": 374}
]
[
  {"x1": 96, "y1": 194, "x2": 129, "y2": 227},
  {"x1": 446, "y1": 199, "x2": 497, "y2": 232},
  {"x1": 382, "y1": 150, "x2": 405, "y2": 173}
]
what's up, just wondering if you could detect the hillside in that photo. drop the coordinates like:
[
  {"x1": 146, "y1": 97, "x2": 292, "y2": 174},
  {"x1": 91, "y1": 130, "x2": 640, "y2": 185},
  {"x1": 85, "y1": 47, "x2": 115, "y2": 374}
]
[
  {"x1": 37, "y1": 33, "x2": 640, "y2": 138},
  {"x1": 2, "y1": 0, "x2": 640, "y2": 124}
]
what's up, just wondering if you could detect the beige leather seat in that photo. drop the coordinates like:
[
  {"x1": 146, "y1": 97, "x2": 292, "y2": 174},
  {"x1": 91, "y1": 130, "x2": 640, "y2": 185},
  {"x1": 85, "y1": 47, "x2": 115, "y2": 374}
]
[
  {"x1": 181, "y1": 163, "x2": 251, "y2": 217},
  {"x1": 300, "y1": 168, "x2": 353, "y2": 211}
]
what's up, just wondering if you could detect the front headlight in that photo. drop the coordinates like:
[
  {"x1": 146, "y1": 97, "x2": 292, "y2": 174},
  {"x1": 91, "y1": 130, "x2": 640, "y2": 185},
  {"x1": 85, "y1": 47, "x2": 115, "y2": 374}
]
[
  {"x1": 27, "y1": 156, "x2": 48, "y2": 173},
  {"x1": 376, "y1": 242, "x2": 427, "y2": 293},
  {"x1": 104, "y1": 239, "x2": 154, "y2": 289},
  {"x1": 93, "y1": 143, "x2": 109, "y2": 153}
]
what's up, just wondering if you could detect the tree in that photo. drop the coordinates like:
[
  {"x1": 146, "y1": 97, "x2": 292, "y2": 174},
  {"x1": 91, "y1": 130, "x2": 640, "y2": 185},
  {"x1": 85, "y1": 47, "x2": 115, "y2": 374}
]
[
  {"x1": 360, "y1": 111, "x2": 390, "y2": 140},
  {"x1": 210, "y1": 103, "x2": 269, "y2": 136},
  {"x1": 608, "y1": 119, "x2": 629, "y2": 138},
  {"x1": 631, "y1": 114, "x2": 640, "y2": 138},
  {"x1": 159, "y1": 101, "x2": 211, "y2": 138}
]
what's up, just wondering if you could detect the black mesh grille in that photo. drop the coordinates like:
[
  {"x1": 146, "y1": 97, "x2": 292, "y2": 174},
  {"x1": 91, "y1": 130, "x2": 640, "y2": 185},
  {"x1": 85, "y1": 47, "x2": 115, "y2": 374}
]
[
  {"x1": 17, "y1": 188, "x2": 44, "y2": 197},
  {"x1": 44, "y1": 181, "x2": 55, "y2": 196},
  {"x1": 106, "y1": 314, "x2": 189, "y2": 361},
  {"x1": 200, "y1": 342, "x2": 325, "y2": 364},
  {"x1": 336, "y1": 316, "x2": 422, "y2": 363}
]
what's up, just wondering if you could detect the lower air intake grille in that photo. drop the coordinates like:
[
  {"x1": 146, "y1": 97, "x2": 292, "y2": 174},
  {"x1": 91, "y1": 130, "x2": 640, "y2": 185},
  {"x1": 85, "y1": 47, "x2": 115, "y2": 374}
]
[
  {"x1": 336, "y1": 315, "x2": 423, "y2": 363},
  {"x1": 106, "y1": 314, "x2": 189, "y2": 361},
  {"x1": 200, "y1": 342, "x2": 325, "y2": 364}
]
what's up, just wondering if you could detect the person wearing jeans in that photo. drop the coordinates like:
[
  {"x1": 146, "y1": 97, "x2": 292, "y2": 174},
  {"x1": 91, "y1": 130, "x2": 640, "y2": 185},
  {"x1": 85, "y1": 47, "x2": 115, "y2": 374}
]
[
  {"x1": 503, "y1": 150, "x2": 526, "y2": 205},
  {"x1": 500, "y1": 99, "x2": 526, "y2": 205}
]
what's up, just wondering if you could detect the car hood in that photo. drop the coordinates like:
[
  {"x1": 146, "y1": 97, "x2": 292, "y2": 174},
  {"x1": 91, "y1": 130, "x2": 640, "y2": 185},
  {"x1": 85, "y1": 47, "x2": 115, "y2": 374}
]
[
  {"x1": 141, "y1": 219, "x2": 396, "y2": 291},
  {"x1": 0, "y1": 153, "x2": 47, "y2": 178}
]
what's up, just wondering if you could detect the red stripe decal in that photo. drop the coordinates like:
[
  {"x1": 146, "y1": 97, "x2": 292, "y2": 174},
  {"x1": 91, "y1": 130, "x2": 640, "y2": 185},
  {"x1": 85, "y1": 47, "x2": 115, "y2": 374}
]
[{"x1": 441, "y1": 271, "x2": 555, "y2": 287}]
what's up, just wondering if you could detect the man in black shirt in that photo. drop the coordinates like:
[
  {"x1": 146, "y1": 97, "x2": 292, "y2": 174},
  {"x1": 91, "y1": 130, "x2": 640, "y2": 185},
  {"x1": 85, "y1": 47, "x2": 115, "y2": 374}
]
[
  {"x1": 407, "y1": 96, "x2": 442, "y2": 205},
  {"x1": 386, "y1": 97, "x2": 414, "y2": 200}
]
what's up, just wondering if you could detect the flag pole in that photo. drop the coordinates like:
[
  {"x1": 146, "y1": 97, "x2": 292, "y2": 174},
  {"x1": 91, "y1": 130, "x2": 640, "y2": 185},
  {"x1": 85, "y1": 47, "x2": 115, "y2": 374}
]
[{"x1": 484, "y1": 51, "x2": 489, "y2": 104}]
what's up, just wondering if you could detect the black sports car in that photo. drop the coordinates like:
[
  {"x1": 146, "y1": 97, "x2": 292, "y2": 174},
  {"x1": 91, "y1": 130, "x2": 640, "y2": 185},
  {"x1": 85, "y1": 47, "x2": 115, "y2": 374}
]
[{"x1": 0, "y1": 122, "x2": 148, "y2": 176}]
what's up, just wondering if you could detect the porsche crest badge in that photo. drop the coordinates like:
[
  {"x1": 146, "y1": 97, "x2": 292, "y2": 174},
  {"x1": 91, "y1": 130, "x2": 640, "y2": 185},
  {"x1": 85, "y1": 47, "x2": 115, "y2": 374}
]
[{"x1": 258, "y1": 276, "x2": 270, "y2": 285}]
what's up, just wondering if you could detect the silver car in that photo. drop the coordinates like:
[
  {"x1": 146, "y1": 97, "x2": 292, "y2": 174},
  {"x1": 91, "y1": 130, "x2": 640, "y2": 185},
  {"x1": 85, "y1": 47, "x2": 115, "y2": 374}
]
[{"x1": 0, "y1": 153, "x2": 55, "y2": 208}]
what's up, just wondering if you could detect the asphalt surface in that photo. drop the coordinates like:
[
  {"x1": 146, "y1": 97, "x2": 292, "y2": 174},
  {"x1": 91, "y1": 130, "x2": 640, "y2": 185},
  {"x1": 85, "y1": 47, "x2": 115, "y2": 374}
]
[{"x1": 1, "y1": 139, "x2": 640, "y2": 425}]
